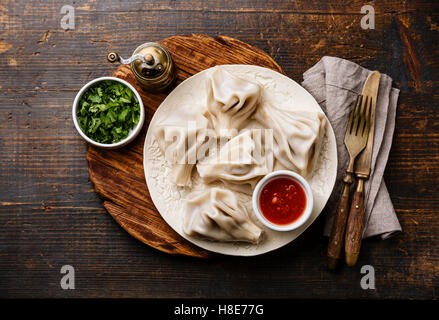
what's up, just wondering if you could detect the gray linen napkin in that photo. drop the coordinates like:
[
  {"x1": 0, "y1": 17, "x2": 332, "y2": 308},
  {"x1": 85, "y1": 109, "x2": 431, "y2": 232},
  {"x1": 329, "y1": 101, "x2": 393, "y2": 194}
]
[{"x1": 301, "y1": 56, "x2": 402, "y2": 239}]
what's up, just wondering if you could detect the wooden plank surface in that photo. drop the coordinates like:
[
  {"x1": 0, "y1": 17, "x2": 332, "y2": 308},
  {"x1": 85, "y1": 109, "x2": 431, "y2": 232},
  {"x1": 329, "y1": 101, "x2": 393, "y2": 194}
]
[{"x1": 0, "y1": 0, "x2": 438, "y2": 298}]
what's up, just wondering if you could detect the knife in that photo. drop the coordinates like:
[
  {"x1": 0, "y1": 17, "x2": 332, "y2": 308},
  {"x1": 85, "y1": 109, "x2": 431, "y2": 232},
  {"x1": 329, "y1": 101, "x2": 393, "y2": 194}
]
[{"x1": 344, "y1": 71, "x2": 381, "y2": 266}]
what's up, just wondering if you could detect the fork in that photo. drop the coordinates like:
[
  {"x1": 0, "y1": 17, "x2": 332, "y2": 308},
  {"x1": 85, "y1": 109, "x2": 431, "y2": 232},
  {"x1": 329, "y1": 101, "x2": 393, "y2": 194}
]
[{"x1": 327, "y1": 95, "x2": 371, "y2": 270}]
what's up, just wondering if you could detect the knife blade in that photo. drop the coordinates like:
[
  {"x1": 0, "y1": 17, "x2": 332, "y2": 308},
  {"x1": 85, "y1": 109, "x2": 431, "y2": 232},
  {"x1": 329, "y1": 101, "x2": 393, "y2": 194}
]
[{"x1": 344, "y1": 71, "x2": 381, "y2": 266}]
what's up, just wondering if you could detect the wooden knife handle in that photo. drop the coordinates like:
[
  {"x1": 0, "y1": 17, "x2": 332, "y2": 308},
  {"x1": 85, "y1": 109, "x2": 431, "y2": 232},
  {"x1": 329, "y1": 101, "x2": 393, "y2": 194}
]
[
  {"x1": 344, "y1": 178, "x2": 365, "y2": 267},
  {"x1": 327, "y1": 173, "x2": 353, "y2": 270}
]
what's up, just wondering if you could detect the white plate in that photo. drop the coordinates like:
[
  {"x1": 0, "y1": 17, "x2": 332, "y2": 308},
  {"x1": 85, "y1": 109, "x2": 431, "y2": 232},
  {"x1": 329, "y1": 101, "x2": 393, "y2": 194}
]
[{"x1": 144, "y1": 65, "x2": 337, "y2": 256}]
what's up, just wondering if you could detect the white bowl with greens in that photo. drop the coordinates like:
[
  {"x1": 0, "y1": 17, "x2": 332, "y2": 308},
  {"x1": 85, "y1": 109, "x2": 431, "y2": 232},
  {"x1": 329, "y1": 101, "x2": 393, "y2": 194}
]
[{"x1": 72, "y1": 77, "x2": 145, "y2": 149}]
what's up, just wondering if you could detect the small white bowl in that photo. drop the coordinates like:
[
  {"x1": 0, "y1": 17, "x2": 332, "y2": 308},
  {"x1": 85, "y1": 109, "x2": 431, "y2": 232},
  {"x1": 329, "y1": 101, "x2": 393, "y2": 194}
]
[
  {"x1": 252, "y1": 170, "x2": 314, "y2": 232},
  {"x1": 72, "y1": 76, "x2": 145, "y2": 149}
]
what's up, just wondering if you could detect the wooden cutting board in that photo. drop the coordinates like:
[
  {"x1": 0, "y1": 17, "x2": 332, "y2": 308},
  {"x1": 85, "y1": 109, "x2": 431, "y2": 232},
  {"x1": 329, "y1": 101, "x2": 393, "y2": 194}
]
[{"x1": 86, "y1": 34, "x2": 283, "y2": 258}]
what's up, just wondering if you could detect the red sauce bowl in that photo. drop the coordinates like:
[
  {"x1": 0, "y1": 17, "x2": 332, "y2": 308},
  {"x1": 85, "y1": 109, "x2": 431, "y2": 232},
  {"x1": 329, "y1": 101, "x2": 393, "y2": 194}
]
[{"x1": 252, "y1": 170, "x2": 314, "y2": 232}]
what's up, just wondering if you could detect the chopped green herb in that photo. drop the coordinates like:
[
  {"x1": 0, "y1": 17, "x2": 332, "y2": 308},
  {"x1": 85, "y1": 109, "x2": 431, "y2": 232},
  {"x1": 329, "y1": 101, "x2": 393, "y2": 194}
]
[{"x1": 77, "y1": 80, "x2": 140, "y2": 144}]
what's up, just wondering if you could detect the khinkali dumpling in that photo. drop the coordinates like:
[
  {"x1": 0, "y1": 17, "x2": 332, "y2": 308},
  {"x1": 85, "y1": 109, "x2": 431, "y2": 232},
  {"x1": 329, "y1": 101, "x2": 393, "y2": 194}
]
[
  {"x1": 183, "y1": 187, "x2": 263, "y2": 243},
  {"x1": 206, "y1": 67, "x2": 261, "y2": 134},
  {"x1": 196, "y1": 129, "x2": 273, "y2": 190},
  {"x1": 153, "y1": 106, "x2": 211, "y2": 186},
  {"x1": 254, "y1": 102, "x2": 326, "y2": 177}
]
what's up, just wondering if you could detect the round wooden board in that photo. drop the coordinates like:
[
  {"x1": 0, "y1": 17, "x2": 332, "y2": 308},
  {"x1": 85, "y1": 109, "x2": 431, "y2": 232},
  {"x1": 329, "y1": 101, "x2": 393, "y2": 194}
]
[{"x1": 86, "y1": 34, "x2": 283, "y2": 258}]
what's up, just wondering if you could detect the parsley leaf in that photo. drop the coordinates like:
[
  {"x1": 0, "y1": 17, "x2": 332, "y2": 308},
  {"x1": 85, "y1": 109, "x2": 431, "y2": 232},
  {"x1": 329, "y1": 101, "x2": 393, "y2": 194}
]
[{"x1": 77, "y1": 80, "x2": 140, "y2": 144}]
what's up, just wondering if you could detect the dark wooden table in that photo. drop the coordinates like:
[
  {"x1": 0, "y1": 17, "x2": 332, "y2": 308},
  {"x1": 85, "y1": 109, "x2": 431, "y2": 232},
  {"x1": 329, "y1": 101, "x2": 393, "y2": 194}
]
[{"x1": 1, "y1": 0, "x2": 438, "y2": 299}]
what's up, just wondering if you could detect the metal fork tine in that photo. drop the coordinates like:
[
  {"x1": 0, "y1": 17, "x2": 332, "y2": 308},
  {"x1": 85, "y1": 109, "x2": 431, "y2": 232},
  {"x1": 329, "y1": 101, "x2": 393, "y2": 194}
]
[
  {"x1": 347, "y1": 95, "x2": 360, "y2": 134},
  {"x1": 344, "y1": 94, "x2": 369, "y2": 159},
  {"x1": 364, "y1": 95, "x2": 372, "y2": 135},
  {"x1": 358, "y1": 96, "x2": 368, "y2": 136},
  {"x1": 353, "y1": 95, "x2": 363, "y2": 135}
]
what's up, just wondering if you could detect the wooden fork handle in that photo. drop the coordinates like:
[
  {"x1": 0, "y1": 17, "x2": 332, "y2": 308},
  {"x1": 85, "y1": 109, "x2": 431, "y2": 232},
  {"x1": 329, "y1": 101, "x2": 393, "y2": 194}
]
[
  {"x1": 327, "y1": 173, "x2": 353, "y2": 270},
  {"x1": 345, "y1": 178, "x2": 365, "y2": 266}
]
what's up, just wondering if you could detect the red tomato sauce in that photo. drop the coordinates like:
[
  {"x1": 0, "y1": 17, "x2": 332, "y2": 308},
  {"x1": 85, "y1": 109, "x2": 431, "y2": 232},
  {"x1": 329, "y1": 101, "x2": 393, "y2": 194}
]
[{"x1": 259, "y1": 177, "x2": 307, "y2": 225}]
